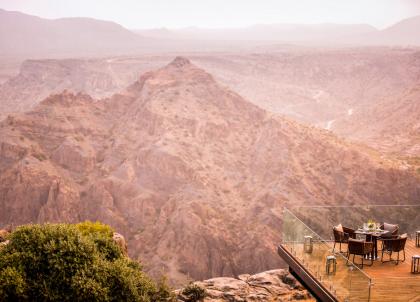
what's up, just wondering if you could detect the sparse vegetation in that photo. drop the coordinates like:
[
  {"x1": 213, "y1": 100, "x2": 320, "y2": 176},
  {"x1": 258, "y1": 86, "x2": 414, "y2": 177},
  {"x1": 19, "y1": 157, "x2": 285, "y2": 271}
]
[
  {"x1": 179, "y1": 283, "x2": 207, "y2": 302},
  {"x1": 32, "y1": 152, "x2": 47, "y2": 161},
  {"x1": 0, "y1": 222, "x2": 175, "y2": 302},
  {"x1": 402, "y1": 156, "x2": 420, "y2": 166},
  {"x1": 74, "y1": 135, "x2": 85, "y2": 142}
]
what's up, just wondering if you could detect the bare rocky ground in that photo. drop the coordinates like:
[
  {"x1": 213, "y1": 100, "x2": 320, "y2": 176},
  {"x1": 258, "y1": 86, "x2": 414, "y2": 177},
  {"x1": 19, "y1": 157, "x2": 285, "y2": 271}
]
[{"x1": 176, "y1": 269, "x2": 314, "y2": 302}]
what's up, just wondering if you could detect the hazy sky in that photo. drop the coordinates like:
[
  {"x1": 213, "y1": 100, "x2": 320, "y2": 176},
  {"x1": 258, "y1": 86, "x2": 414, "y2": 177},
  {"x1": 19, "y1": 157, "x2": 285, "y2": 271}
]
[{"x1": 1, "y1": 0, "x2": 420, "y2": 29}]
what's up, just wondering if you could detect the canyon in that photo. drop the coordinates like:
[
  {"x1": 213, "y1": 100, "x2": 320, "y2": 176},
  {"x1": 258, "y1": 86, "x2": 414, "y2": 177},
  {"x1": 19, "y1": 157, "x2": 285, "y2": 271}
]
[
  {"x1": 1, "y1": 5, "x2": 420, "y2": 302},
  {"x1": 1, "y1": 57, "x2": 419, "y2": 285},
  {"x1": 2, "y1": 48, "x2": 419, "y2": 158}
]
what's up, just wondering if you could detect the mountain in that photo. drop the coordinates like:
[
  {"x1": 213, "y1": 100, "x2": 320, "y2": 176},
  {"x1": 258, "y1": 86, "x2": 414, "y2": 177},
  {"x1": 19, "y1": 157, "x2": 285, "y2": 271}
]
[
  {"x1": 0, "y1": 8, "x2": 310, "y2": 58},
  {"x1": 0, "y1": 57, "x2": 167, "y2": 119},
  {"x1": 135, "y1": 23, "x2": 377, "y2": 43},
  {"x1": 333, "y1": 82, "x2": 420, "y2": 157},
  {"x1": 1, "y1": 8, "x2": 419, "y2": 60},
  {"x1": 2, "y1": 48, "x2": 419, "y2": 128},
  {"x1": 136, "y1": 16, "x2": 420, "y2": 46},
  {"x1": 373, "y1": 15, "x2": 420, "y2": 45},
  {"x1": 1, "y1": 57, "x2": 419, "y2": 285},
  {"x1": 1, "y1": 8, "x2": 420, "y2": 60},
  {"x1": 195, "y1": 49, "x2": 420, "y2": 128},
  {"x1": 0, "y1": 8, "x2": 150, "y2": 57}
]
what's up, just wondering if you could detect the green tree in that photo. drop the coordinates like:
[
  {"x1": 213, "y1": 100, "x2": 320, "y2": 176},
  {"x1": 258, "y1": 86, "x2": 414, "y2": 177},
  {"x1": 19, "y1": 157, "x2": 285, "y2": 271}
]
[{"x1": 0, "y1": 223, "x2": 175, "y2": 302}]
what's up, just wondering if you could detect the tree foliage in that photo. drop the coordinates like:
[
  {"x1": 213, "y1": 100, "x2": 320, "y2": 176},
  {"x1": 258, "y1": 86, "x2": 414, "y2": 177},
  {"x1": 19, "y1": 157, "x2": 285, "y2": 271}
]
[
  {"x1": 0, "y1": 222, "x2": 175, "y2": 302},
  {"x1": 179, "y1": 283, "x2": 207, "y2": 302}
]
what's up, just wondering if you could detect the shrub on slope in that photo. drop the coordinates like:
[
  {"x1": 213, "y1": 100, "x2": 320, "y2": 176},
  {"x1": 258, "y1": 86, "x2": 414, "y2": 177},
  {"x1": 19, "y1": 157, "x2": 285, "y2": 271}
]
[{"x1": 0, "y1": 222, "x2": 174, "y2": 302}]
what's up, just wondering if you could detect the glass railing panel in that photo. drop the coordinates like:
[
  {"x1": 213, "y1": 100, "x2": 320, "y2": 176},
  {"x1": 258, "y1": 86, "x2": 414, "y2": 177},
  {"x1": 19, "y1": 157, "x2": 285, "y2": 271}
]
[
  {"x1": 289, "y1": 205, "x2": 420, "y2": 241},
  {"x1": 282, "y1": 208, "x2": 371, "y2": 302},
  {"x1": 283, "y1": 205, "x2": 420, "y2": 302}
]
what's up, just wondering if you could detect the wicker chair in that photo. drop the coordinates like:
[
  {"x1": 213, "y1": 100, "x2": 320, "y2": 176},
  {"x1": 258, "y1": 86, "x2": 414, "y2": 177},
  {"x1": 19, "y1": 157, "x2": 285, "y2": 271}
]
[
  {"x1": 333, "y1": 225, "x2": 356, "y2": 256},
  {"x1": 378, "y1": 223, "x2": 399, "y2": 252},
  {"x1": 347, "y1": 238, "x2": 374, "y2": 268},
  {"x1": 380, "y1": 223, "x2": 399, "y2": 236},
  {"x1": 381, "y1": 234, "x2": 407, "y2": 265}
]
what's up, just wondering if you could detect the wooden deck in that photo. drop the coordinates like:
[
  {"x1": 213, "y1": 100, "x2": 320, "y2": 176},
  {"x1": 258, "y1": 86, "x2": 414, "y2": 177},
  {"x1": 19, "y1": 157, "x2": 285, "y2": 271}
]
[
  {"x1": 282, "y1": 239, "x2": 420, "y2": 302},
  {"x1": 365, "y1": 239, "x2": 420, "y2": 302}
]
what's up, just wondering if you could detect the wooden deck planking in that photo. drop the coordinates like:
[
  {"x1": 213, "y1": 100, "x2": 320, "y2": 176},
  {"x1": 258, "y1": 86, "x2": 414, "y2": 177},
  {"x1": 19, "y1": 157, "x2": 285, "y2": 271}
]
[
  {"x1": 366, "y1": 239, "x2": 420, "y2": 302},
  {"x1": 283, "y1": 239, "x2": 420, "y2": 302}
]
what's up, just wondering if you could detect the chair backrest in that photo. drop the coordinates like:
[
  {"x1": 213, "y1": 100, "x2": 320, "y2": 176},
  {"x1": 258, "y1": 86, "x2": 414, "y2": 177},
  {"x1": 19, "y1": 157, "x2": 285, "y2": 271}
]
[
  {"x1": 333, "y1": 227, "x2": 343, "y2": 242},
  {"x1": 342, "y1": 226, "x2": 356, "y2": 239},
  {"x1": 384, "y1": 235, "x2": 407, "y2": 252},
  {"x1": 348, "y1": 238, "x2": 364, "y2": 254},
  {"x1": 333, "y1": 224, "x2": 355, "y2": 242},
  {"x1": 381, "y1": 223, "x2": 399, "y2": 236}
]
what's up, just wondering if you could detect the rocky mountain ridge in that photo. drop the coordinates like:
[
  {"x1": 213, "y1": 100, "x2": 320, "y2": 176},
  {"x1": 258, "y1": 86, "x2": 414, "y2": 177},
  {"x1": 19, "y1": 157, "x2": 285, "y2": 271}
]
[
  {"x1": 1, "y1": 57, "x2": 419, "y2": 285},
  {"x1": 4, "y1": 49, "x2": 420, "y2": 121}
]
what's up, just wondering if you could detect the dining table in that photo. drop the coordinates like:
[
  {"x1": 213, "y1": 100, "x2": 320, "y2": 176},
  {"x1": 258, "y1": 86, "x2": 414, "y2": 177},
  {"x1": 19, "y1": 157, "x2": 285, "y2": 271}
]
[{"x1": 355, "y1": 228, "x2": 390, "y2": 260}]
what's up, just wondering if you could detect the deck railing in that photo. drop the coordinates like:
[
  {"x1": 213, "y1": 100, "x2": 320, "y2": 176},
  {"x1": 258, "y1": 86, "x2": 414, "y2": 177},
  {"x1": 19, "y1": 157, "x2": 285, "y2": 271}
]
[
  {"x1": 282, "y1": 208, "x2": 372, "y2": 302},
  {"x1": 289, "y1": 205, "x2": 420, "y2": 242},
  {"x1": 282, "y1": 205, "x2": 420, "y2": 301}
]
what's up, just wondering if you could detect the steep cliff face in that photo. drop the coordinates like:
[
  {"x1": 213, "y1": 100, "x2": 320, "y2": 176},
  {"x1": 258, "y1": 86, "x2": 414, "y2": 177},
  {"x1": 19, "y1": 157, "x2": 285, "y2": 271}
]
[{"x1": 0, "y1": 57, "x2": 419, "y2": 285}]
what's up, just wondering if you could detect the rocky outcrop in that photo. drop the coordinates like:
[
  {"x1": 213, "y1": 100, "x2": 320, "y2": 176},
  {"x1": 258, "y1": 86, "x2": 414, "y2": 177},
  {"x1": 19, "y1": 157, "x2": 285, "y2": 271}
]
[
  {"x1": 51, "y1": 138, "x2": 96, "y2": 173},
  {"x1": 0, "y1": 229, "x2": 10, "y2": 247},
  {"x1": 177, "y1": 269, "x2": 314, "y2": 302},
  {"x1": 113, "y1": 232, "x2": 128, "y2": 256},
  {"x1": 0, "y1": 229, "x2": 9, "y2": 242}
]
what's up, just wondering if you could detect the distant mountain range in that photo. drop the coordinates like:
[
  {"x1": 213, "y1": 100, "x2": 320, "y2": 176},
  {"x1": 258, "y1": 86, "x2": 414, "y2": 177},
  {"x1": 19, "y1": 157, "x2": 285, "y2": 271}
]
[
  {"x1": 1, "y1": 8, "x2": 420, "y2": 58},
  {"x1": 136, "y1": 23, "x2": 377, "y2": 43},
  {"x1": 135, "y1": 15, "x2": 420, "y2": 46},
  {"x1": 0, "y1": 8, "x2": 150, "y2": 57},
  {"x1": 370, "y1": 15, "x2": 420, "y2": 45}
]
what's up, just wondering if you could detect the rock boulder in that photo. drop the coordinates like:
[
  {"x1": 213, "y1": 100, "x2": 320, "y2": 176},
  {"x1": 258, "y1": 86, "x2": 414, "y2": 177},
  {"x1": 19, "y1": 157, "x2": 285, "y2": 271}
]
[{"x1": 177, "y1": 269, "x2": 314, "y2": 302}]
